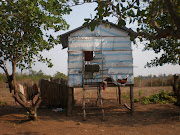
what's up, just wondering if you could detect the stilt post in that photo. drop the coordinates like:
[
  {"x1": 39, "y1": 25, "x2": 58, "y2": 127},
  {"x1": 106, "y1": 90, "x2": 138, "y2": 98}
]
[
  {"x1": 130, "y1": 85, "x2": 134, "y2": 114},
  {"x1": 67, "y1": 87, "x2": 73, "y2": 116},
  {"x1": 118, "y1": 85, "x2": 121, "y2": 104}
]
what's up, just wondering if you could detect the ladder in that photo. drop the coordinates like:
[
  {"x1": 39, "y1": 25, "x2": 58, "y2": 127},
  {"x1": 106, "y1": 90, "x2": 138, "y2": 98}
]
[{"x1": 82, "y1": 51, "x2": 105, "y2": 121}]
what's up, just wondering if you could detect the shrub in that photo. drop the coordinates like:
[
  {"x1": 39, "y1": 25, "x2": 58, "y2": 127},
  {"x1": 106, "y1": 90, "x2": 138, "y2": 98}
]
[
  {"x1": 134, "y1": 90, "x2": 177, "y2": 104},
  {"x1": 138, "y1": 90, "x2": 143, "y2": 97}
]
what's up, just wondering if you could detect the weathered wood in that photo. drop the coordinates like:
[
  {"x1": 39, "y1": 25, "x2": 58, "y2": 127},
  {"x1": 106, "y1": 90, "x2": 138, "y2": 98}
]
[
  {"x1": 67, "y1": 87, "x2": 73, "y2": 117},
  {"x1": 124, "y1": 103, "x2": 131, "y2": 110},
  {"x1": 130, "y1": 86, "x2": 134, "y2": 114},
  {"x1": 39, "y1": 79, "x2": 69, "y2": 108},
  {"x1": 99, "y1": 86, "x2": 105, "y2": 121},
  {"x1": 83, "y1": 89, "x2": 86, "y2": 120},
  {"x1": 173, "y1": 74, "x2": 179, "y2": 95},
  {"x1": 118, "y1": 85, "x2": 121, "y2": 104},
  {"x1": 82, "y1": 51, "x2": 86, "y2": 120}
]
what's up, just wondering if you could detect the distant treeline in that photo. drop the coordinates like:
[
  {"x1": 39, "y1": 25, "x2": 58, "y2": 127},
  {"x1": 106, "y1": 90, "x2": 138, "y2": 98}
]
[
  {"x1": 0, "y1": 71, "x2": 179, "y2": 87},
  {"x1": 134, "y1": 74, "x2": 180, "y2": 87},
  {"x1": 0, "y1": 70, "x2": 67, "y2": 88}
]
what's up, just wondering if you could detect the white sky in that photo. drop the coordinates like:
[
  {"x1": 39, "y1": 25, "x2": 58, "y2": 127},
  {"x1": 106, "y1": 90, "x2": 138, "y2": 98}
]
[{"x1": 1, "y1": 3, "x2": 179, "y2": 77}]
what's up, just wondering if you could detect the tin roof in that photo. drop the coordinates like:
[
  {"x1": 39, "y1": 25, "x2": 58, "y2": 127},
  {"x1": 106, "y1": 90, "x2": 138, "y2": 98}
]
[{"x1": 60, "y1": 20, "x2": 130, "y2": 49}]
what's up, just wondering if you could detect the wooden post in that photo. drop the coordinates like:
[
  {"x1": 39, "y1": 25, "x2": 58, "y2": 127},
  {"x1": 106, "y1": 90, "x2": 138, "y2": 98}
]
[
  {"x1": 173, "y1": 74, "x2": 179, "y2": 95},
  {"x1": 67, "y1": 87, "x2": 73, "y2": 117},
  {"x1": 83, "y1": 89, "x2": 86, "y2": 120},
  {"x1": 82, "y1": 51, "x2": 86, "y2": 120},
  {"x1": 130, "y1": 86, "x2": 134, "y2": 114},
  {"x1": 118, "y1": 85, "x2": 121, "y2": 104}
]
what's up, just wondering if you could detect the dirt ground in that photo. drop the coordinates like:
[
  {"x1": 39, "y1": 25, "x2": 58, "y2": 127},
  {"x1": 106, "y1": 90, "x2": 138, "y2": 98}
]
[{"x1": 0, "y1": 86, "x2": 180, "y2": 135}]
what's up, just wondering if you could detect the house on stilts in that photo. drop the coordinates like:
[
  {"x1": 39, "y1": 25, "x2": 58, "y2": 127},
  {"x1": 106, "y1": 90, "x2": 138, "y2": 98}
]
[{"x1": 60, "y1": 21, "x2": 134, "y2": 120}]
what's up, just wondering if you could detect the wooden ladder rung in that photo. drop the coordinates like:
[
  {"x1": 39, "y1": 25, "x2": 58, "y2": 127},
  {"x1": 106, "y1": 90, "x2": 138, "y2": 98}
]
[
  {"x1": 82, "y1": 98, "x2": 98, "y2": 100},
  {"x1": 83, "y1": 107, "x2": 104, "y2": 110}
]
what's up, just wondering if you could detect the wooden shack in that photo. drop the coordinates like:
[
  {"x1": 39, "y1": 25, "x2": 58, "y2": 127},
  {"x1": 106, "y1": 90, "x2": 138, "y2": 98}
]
[{"x1": 60, "y1": 21, "x2": 134, "y2": 120}]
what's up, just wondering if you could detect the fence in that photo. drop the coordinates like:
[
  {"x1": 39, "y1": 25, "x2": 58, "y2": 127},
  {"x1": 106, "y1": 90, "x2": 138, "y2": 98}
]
[
  {"x1": 39, "y1": 79, "x2": 73, "y2": 108},
  {"x1": 134, "y1": 75, "x2": 180, "y2": 87}
]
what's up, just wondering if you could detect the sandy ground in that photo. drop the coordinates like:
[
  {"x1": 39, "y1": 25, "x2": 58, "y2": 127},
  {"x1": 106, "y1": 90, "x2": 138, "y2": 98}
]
[{"x1": 0, "y1": 86, "x2": 180, "y2": 135}]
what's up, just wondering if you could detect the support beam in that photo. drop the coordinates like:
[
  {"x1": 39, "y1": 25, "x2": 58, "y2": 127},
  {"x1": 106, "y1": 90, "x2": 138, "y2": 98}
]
[
  {"x1": 130, "y1": 86, "x2": 134, "y2": 114},
  {"x1": 83, "y1": 89, "x2": 86, "y2": 120},
  {"x1": 67, "y1": 87, "x2": 73, "y2": 117},
  {"x1": 118, "y1": 85, "x2": 121, "y2": 104}
]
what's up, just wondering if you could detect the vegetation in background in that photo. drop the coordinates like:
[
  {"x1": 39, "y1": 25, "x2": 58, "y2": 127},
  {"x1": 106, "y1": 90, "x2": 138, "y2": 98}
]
[
  {"x1": 0, "y1": 70, "x2": 67, "y2": 85},
  {"x1": 134, "y1": 74, "x2": 180, "y2": 87},
  {"x1": 82, "y1": 0, "x2": 180, "y2": 67},
  {"x1": 122, "y1": 92, "x2": 130, "y2": 99},
  {"x1": 134, "y1": 90, "x2": 177, "y2": 105},
  {"x1": 53, "y1": 71, "x2": 68, "y2": 80}
]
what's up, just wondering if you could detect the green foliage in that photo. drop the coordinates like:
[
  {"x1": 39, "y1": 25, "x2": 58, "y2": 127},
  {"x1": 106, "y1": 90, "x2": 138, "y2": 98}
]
[
  {"x1": 122, "y1": 92, "x2": 130, "y2": 99},
  {"x1": 0, "y1": 99, "x2": 7, "y2": 107},
  {"x1": 135, "y1": 90, "x2": 177, "y2": 104},
  {"x1": 0, "y1": 70, "x2": 51, "y2": 83},
  {"x1": 0, "y1": 73, "x2": 6, "y2": 82},
  {"x1": 53, "y1": 71, "x2": 68, "y2": 80},
  {"x1": 138, "y1": 90, "x2": 143, "y2": 97},
  {"x1": 16, "y1": 70, "x2": 51, "y2": 82},
  {"x1": 134, "y1": 98, "x2": 139, "y2": 102},
  {"x1": 0, "y1": 0, "x2": 71, "y2": 76},
  {"x1": 82, "y1": 0, "x2": 180, "y2": 67}
]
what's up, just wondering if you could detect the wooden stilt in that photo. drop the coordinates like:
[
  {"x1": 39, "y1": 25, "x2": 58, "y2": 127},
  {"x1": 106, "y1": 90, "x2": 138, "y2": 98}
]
[
  {"x1": 67, "y1": 87, "x2": 73, "y2": 117},
  {"x1": 96, "y1": 86, "x2": 99, "y2": 105},
  {"x1": 118, "y1": 85, "x2": 121, "y2": 104},
  {"x1": 130, "y1": 86, "x2": 134, "y2": 114},
  {"x1": 99, "y1": 86, "x2": 105, "y2": 120},
  {"x1": 82, "y1": 51, "x2": 86, "y2": 120},
  {"x1": 83, "y1": 89, "x2": 86, "y2": 120}
]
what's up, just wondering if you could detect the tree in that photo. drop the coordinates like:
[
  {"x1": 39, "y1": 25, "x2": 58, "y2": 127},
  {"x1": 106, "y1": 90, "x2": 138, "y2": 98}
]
[
  {"x1": 73, "y1": 0, "x2": 180, "y2": 105},
  {"x1": 53, "y1": 71, "x2": 68, "y2": 80},
  {"x1": 0, "y1": 0, "x2": 71, "y2": 120},
  {"x1": 79, "y1": 0, "x2": 180, "y2": 67}
]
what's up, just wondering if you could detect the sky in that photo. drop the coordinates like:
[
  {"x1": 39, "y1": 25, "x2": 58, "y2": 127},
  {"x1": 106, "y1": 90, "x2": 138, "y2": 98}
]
[{"x1": 0, "y1": 3, "x2": 179, "y2": 77}]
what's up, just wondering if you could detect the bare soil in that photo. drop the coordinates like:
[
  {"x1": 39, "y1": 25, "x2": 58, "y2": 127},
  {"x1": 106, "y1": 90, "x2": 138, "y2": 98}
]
[{"x1": 0, "y1": 86, "x2": 180, "y2": 135}]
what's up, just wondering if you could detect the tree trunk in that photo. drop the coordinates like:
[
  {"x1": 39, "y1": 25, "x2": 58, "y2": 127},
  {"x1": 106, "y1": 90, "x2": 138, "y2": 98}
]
[{"x1": 11, "y1": 60, "x2": 42, "y2": 120}]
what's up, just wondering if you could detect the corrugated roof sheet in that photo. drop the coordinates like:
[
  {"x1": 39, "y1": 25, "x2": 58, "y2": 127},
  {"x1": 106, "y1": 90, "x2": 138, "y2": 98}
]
[{"x1": 60, "y1": 20, "x2": 130, "y2": 49}]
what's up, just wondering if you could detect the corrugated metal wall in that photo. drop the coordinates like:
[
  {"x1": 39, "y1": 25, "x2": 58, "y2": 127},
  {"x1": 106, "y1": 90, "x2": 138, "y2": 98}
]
[{"x1": 68, "y1": 24, "x2": 134, "y2": 87}]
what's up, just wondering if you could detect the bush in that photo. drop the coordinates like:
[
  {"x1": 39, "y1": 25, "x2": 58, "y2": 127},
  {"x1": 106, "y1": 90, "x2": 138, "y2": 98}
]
[{"x1": 134, "y1": 90, "x2": 177, "y2": 104}]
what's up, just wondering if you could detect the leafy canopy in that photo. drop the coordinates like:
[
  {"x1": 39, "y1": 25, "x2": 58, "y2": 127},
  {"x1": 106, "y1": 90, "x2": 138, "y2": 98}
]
[
  {"x1": 79, "y1": 0, "x2": 180, "y2": 67},
  {"x1": 0, "y1": 0, "x2": 71, "y2": 74},
  {"x1": 53, "y1": 71, "x2": 68, "y2": 80}
]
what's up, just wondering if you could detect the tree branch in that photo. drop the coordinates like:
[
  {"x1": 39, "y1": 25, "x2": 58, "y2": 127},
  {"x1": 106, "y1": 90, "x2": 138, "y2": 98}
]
[
  {"x1": 12, "y1": 93, "x2": 31, "y2": 112},
  {"x1": 165, "y1": 0, "x2": 180, "y2": 27},
  {"x1": 32, "y1": 96, "x2": 42, "y2": 111},
  {"x1": 0, "y1": 62, "x2": 9, "y2": 76},
  {"x1": 122, "y1": 26, "x2": 180, "y2": 39}
]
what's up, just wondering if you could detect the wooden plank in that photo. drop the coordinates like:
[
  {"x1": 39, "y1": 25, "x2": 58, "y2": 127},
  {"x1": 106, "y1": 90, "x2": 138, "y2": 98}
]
[{"x1": 124, "y1": 103, "x2": 131, "y2": 110}]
